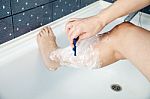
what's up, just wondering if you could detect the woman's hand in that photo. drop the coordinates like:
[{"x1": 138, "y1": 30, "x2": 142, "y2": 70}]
[{"x1": 65, "y1": 15, "x2": 106, "y2": 47}]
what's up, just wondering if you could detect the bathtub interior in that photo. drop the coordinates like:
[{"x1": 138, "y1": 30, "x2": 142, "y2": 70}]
[
  {"x1": 0, "y1": 1, "x2": 150, "y2": 99},
  {"x1": 131, "y1": 12, "x2": 150, "y2": 31}
]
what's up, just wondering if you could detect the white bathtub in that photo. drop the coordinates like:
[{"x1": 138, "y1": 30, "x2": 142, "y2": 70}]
[{"x1": 0, "y1": 1, "x2": 150, "y2": 99}]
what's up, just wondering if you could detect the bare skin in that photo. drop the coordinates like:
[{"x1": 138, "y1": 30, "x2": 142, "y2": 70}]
[
  {"x1": 37, "y1": 27, "x2": 59, "y2": 71},
  {"x1": 37, "y1": 26, "x2": 120, "y2": 70},
  {"x1": 99, "y1": 22, "x2": 150, "y2": 81},
  {"x1": 65, "y1": 0, "x2": 150, "y2": 47},
  {"x1": 37, "y1": 22, "x2": 150, "y2": 81},
  {"x1": 111, "y1": 22, "x2": 150, "y2": 80}
]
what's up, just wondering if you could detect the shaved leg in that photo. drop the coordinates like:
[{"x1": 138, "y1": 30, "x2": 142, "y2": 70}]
[
  {"x1": 37, "y1": 22, "x2": 150, "y2": 81},
  {"x1": 101, "y1": 22, "x2": 150, "y2": 81},
  {"x1": 36, "y1": 25, "x2": 124, "y2": 70}
]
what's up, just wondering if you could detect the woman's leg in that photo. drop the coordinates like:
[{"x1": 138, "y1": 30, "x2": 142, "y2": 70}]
[
  {"x1": 37, "y1": 26, "x2": 115, "y2": 70},
  {"x1": 37, "y1": 22, "x2": 150, "y2": 81},
  {"x1": 102, "y1": 22, "x2": 150, "y2": 80},
  {"x1": 37, "y1": 27, "x2": 60, "y2": 71},
  {"x1": 37, "y1": 27, "x2": 103, "y2": 70}
]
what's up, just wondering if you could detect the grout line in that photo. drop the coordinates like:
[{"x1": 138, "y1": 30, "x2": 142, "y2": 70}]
[
  {"x1": 52, "y1": 0, "x2": 54, "y2": 21},
  {"x1": 12, "y1": 1, "x2": 54, "y2": 16},
  {"x1": 9, "y1": 0, "x2": 15, "y2": 39},
  {"x1": 0, "y1": 0, "x2": 97, "y2": 45},
  {"x1": 0, "y1": 1, "x2": 55, "y2": 20},
  {"x1": 0, "y1": 1, "x2": 100, "y2": 48}
]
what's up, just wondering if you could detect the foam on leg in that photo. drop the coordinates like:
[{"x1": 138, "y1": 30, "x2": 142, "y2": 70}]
[{"x1": 49, "y1": 36, "x2": 102, "y2": 69}]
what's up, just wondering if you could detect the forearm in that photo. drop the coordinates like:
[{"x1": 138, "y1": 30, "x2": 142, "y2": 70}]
[{"x1": 97, "y1": 0, "x2": 150, "y2": 25}]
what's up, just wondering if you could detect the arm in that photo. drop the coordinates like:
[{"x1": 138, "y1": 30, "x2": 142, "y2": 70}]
[
  {"x1": 97, "y1": 0, "x2": 150, "y2": 25},
  {"x1": 65, "y1": 0, "x2": 150, "y2": 47}
]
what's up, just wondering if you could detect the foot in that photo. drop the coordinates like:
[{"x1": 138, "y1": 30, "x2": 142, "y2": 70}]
[{"x1": 37, "y1": 26, "x2": 59, "y2": 71}]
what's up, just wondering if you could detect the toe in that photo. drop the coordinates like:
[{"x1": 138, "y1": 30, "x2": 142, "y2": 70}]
[
  {"x1": 42, "y1": 27, "x2": 49, "y2": 36},
  {"x1": 38, "y1": 29, "x2": 43, "y2": 37},
  {"x1": 47, "y1": 27, "x2": 52, "y2": 33},
  {"x1": 41, "y1": 29, "x2": 45, "y2": 36},
  {"x1": 44, "y1": 27, "x2": 48, "y2": 33},
  {"x1": 48, "y1": 27, "x2": 55, "y2": 37},
  {"x1": 38, "y1": 32, "x2": 42, "y2": 37},
  {"x1": 38, "y1": 33, "x2": 41, "y2": 38}
]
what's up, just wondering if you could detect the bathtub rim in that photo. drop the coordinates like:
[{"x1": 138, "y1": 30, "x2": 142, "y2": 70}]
[
  {"x1": 1, "y1": 0, "x2": 150, "y2": 63},
  {"x1": 0, "y1": 1, "x2": 112, "y2": 65},
  {"x1": 0, "y1": 1, "x2": 111, "y2": 50}
]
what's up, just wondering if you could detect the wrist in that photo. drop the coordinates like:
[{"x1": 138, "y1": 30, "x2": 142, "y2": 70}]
[
  {"x1": 94, "y1": 13, "x2": 107, "y2": 28},
  {"x1": 95, "y1": 8, "x2": 117, "y2": 26},
  {"x1": 91, "y1": 14, "x2": 107, "y2": 33}
]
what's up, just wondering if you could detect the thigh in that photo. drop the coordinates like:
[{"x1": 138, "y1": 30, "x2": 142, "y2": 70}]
[{"x1": 110, "y1": 22, "x2": 150, "y2": 80}]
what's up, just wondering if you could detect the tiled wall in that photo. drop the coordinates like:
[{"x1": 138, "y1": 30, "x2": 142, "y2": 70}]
[
  {"x1": 0, "y1": 0, "x2": 97, "y2": 44},
  {"x1": 1, "y1": 0, "x2": 149, "y2": 44}
]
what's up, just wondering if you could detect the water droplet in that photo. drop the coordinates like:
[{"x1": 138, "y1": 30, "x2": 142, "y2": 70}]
[
  {"x1": 2, "y1": 5, "x2": 5, "y2": 9},
  {"x1": 25, "y1": 2, "x2": 28, "y2": 5},
  {"x1": 56, "y1": 5, "x2": 59, "y2": 8},
  {"x1": 22, "y1": 13, "x2": 25, "y2": 15},
  {"x1": 18, "y1": 19, "x2": 21, "y2": 22},
  {"x1": 35, "y1": 3, "x2": 37, "y2": 6},
  {"x1": 17, "y1": 28, "x2": 19, "y2": 31},
  {"x1": 27, "y1": 23, "x2": 29, "y2": 26},
  {"x1": 4, "y1": 27, "x2": 7, "y2": 30},
  {"x1": 7, "y1": 12, "x2": 10, "y2": 14},
  {"x1": 22, "y1": 7, "x2": 24, "y2": 10}
]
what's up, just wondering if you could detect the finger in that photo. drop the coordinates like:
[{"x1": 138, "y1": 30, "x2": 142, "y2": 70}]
[
  {"x1": 65, "y1": 25, "x2": 75, "y2": 42},
  {"x1": 65, "y1": 18, "x2": 80, "y2": 34},
  {"x1": 70, "y1": 26, "x2": 83, "y2": 42},
  {"x1": 70, "y1": 42, "x2": 74, "y2": 48},
  {"x1": 77, "y1": 32, "x2": 89, "y2": 43},
  {"x1": 68, "y1": 26, "x2": 75, "y2": 41},
  {"x1": 68, "y1": 18, "x2": 80, "y2": 22},
  {"x1": 70, "y1": 37, "x2": 74, "y2": 48},
  {"x1": 65, "y1": 22, "x2": 73, "y2": 35},
  {"x1": 70, "y1": 31, "x2": 81, "y2": 45}
]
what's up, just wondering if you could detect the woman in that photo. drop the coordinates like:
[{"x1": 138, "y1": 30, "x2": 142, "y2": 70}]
[{"x1": 37, "y1": 0, "x2": 150, "y2": 81}]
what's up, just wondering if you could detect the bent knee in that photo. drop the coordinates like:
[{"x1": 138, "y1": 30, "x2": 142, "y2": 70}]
[
  {"x1": 109, "y1": 22, "x2": 137, "y2": 37},
  {"x1": 112, "y1": 22, "x2": 135, "y2": 33}
]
